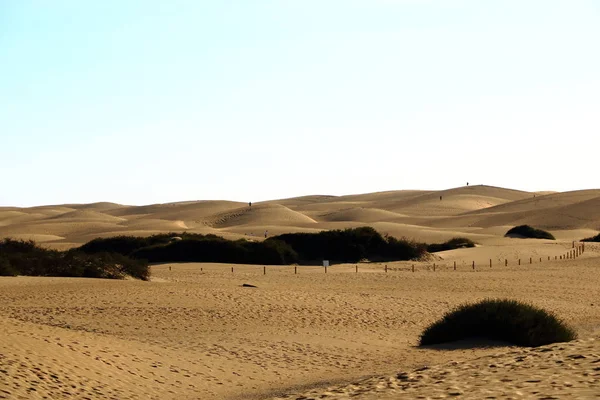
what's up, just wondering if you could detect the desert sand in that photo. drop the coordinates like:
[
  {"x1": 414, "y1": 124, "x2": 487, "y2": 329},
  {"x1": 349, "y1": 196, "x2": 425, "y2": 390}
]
[{"x1": 1, "y1": 185, "x2": 600, "y2": 399}]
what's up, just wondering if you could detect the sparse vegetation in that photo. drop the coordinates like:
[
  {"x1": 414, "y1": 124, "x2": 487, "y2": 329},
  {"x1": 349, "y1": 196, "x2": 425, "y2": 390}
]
[
  {"x1": 0, "y1": 239, "x2": 149, "y2": 280},
  {"x1": 427, "y1": 237, "x2": 476, "y2": 253},
  {"x1": 581, "y1": 233, "x2": 600, "y2": 242},
  {"x1": 505, "y1": 225, "x2": 555, "y2": 240},
  {"x1": 419, "y1": 299, "x2": 576, "y2": 347}
]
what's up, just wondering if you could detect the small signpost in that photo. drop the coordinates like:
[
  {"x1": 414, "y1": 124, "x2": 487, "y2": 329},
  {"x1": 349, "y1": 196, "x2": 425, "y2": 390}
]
[{"x1": 323, "y1": 260, "x2": 329, "y2": 273}]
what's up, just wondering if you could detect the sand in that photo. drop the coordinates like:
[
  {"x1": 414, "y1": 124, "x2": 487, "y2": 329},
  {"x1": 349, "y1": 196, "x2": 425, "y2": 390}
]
[{"x1": 1, "y1": 185, "x2": 600, "y2": 399}]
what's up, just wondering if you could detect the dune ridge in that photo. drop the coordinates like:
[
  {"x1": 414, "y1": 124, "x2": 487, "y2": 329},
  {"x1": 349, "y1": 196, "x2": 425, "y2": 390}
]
[{"x1": 2, "y1": 185, "x2": 599, "y2": 249}]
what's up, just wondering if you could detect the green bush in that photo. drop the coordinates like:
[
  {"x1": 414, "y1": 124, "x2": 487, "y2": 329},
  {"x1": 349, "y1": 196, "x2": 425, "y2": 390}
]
[
  {"x1": 269, "y1": 227, "x2": 426, "y2": 264},
  {"x1": 130, "y1": 236, "x2": 299, "y2": 265},
  {"x1": 0, "y1": 239, "x2": 149, "y2": 280},
  {"x1": 427, "y1": 237, "x2": 476, "y2": 253},
  {"x1": 581, "y1": 233, "x2": 600, "y2": 242},
  {"x1": 505, "y1": 225, "x2": 555, "y2": 240},
  {"x1": 0, "y1": 256, "x2": 17, "y2": 276},
  {"x1": 419, "y1": 299, "x2": 576, "y2": 347},
  {"x1": 78, "y1": 234, "x2": 182, "y2": 256}
]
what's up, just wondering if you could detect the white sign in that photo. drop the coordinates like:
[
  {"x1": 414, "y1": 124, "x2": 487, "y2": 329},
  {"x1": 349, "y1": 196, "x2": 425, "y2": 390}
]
[{"x1": 323, "y1": 260, "x2": 329, "y2": 267}]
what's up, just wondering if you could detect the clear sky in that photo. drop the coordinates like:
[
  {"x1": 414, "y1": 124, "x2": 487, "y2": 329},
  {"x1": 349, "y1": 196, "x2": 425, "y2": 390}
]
[{"x1": 1, "y1": 1, "x2": 599, "y2": 207}]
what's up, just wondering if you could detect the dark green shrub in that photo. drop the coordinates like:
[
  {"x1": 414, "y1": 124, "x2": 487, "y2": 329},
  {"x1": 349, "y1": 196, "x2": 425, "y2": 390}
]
[
  {"x1": 505, "y1": 225, "x2": 555, "y2": 240},
  {"x1": 0, "y1": 256, "x2": 17, "y2": 276},
  {"x1": 269, "y1": 227, "x2": 426, "y2": 264},
  {"x1": 0, "y1": 238, "x2": 149, "y2": 280},
  {"x1": 130, "y1": 236, "x2": 298, "y2": 265},
  {"x1": 427, "y1": 237, "x2": 476, "y2": 253},
  {"x1": 582, "y1": 233, "x2": 600, "y2": 242},
  {"x1": 419, "y1": 299, "x2": 576, "y2": 347},
  {"x1": 78, "y1": 234, "x2": 175, "y2": 256}
]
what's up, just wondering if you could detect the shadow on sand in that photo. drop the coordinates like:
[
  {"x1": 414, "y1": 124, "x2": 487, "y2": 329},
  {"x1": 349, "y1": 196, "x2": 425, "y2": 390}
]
[{"x1": 418, "y1": 337, "x2": 515, "y2": 351}]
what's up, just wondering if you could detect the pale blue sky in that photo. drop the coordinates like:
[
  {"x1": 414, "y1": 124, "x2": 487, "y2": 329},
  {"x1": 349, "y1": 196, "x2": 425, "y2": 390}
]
[{"x1": 1, "y1": 1, "x2": 599, "y2": 206}]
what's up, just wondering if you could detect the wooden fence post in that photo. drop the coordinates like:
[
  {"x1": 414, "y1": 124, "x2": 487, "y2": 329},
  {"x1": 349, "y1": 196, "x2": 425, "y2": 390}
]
[
  {"x1": 472, "y1": 261, "x2": 475, "y2": 270},
  {"x1": 505, "y1": 259, "x2": 508, "y2": 266},
  {"x1": 454, "y1": 261, "x2": 456, "y2": 271}
]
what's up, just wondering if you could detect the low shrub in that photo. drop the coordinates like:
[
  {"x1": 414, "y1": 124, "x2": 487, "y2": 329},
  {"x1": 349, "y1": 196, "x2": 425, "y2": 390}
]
[
  {"x1": 427, "y1": 237, "x2": 476, "y2": 253},
  {"x1": 0, "y1": 239, "x2": 149, "y2": 280},
  {"x1": 581, "y1": 233, "x2": 600, "y2": 242},
  {"x1": 419, "y1": 299, "x2": 576, "y2": 347},
  {"x1": 130, "y1": 236, "x2": 299, "y2": 265},
  {"x1": 505, "y1": 225, "x2": 555, "y2": 240},
  {"x1": 268, "y1": 227, "x2": 426, "y2": 264},
  {"x1": 0, "y1": 256, "x2": 17, "y2": 276},
  {"x1": 78, "y1": 234, "x2": 177, "y2": 256}
]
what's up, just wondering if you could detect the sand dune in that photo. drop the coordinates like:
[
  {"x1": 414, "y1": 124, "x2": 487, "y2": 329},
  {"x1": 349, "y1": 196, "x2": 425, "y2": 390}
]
[
  {"x1": 2, "y1": 185, "x2": 600, "y2": 248},
  {"x1": 465, "y1": 189, "x2": 600, "y2": 216},
  {"x1": 47, "y1": 210, "x2": 127, "y2": 223},
  {"x1": 369, "y1": 186, "x2": 532, "y2": 216},
  {"x1": 317, "y1": 207, "x2": 407, "y2": 223},
  {"x1": 122, "y1": 218, "x2": 190, "y2": 231},
  {"x1": 205, "y1": 203, "x2": 318, "y2": 228},
  {"x1": 432, "y1": 193, "x2": 600, "y2": 230},
  {"x1": 63, "y1": 202, "x2": 125, "y2": 211}
]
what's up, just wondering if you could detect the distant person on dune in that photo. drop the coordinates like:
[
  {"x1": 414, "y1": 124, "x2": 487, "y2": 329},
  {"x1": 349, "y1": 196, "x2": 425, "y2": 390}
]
[{"x1": 249, "y1": 202, "x2": 252, "y2": 207}]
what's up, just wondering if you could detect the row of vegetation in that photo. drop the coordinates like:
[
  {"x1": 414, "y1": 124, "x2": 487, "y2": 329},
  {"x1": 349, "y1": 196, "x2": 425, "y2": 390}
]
[
  {"x1": 0, "y1": 229, "x2": 480, "y2": 279},
  {"x1": 78, "y1": 228, "x2": 477, "y2": 266},
  {"x1": 0, "y1": 239, "x2": 149, "y2": 280}
]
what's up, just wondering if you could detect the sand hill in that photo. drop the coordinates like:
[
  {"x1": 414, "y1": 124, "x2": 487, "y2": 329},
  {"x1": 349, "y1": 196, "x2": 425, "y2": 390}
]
[
  {"x1": 2, "y1": 185, "x2": 600, "y2": 399},
  {"x1": 2, "y1": 185, "x2": 598, "y2": 248}
]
